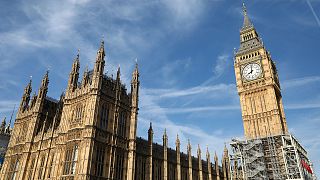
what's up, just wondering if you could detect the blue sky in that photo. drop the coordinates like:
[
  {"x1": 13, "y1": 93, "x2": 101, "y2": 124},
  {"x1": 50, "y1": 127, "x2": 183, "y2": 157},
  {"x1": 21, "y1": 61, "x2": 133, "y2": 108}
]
[{"x1": 0, "y1": 0, "x2": 319, "y2": 176}]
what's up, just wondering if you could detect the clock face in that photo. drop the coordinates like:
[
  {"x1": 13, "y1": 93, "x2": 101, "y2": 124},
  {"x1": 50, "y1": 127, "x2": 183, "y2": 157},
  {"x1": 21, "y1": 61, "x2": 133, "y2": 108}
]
[{"x1": 242, "y1": 63, "x2": 262, "y2": 81}]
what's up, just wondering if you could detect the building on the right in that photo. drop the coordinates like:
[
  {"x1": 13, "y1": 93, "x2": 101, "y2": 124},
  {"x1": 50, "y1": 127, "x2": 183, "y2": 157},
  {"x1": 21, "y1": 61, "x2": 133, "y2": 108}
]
[{"x1": 230, "y1": 3, "x2": 316, "y2": 180}]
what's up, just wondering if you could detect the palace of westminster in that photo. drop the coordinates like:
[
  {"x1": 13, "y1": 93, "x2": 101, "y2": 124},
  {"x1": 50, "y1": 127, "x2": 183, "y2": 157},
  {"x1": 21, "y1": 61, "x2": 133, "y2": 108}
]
[{"x1": 0, "y1": 3, "x2": 316, "y2": 180}]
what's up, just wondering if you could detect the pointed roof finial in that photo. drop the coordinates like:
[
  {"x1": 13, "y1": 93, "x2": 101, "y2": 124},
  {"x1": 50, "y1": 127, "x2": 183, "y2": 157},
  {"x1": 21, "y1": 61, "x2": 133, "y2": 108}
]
[
  {"x1": 96, "y1": 36, "x2": 105, "y2": 60},
  {"x1": 163, "y1": 128, "x2": 168, "y2": 139},
  {"x1": 101, "y1": 35, "x2": 105, "y2": 47},
  {"x1": 242, "y1": 2, "x2": 247, "y2": 15},
  {"x1": 187, "y1": 139, "x2": 192, "y2": 152},
  {"x1": 206, "y1": 146, "x2": 210, "y2": 158},
  {"x1": 214, "y1": 151, "x2": 218, "y2": 160},
  {"x1": 242, "y1": 1, "x2": 253, "y2": 30},
  {"x1": 8, "y1": 105, "x2": 15, "y2": 127},
  {"x1": 116, "y1": 65, "x2": 121, "y2": 79},
  {"x1": 176, "y1": 134, "x2": 180, "y2": 145},
  {"x1": 41, "y1": 70, "x2": 49, "y2": 87},
  {"x1": 148, "y1": 122, "x2": 153, "y2": 132},
  {"x1": 197, "y1": 144, "x2": 201, "y2": 155},
  {"x1": 25, "y1": 77, "x2": 32, "y2": 94}
]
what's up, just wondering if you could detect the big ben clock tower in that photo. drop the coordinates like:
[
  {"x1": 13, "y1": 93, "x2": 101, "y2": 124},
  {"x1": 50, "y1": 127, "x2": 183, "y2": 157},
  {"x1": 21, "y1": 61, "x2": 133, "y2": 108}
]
[{"x1": 234, "y1": 4, "x2": 288, "y2": 139}]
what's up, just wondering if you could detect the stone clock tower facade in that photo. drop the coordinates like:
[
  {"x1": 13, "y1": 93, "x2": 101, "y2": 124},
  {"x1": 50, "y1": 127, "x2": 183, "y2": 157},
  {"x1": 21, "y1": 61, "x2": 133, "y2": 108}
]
[{"x1": 234, "y1": 4, "x2": 288, "y2": 139}]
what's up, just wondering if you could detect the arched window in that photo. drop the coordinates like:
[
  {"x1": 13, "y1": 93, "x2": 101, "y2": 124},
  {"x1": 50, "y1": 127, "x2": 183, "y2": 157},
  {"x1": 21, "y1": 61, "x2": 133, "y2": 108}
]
[
  {"x1": 63, "y1": 145, "x2": 79, "y2": 176},
  {"x1": 95, "y1": 145, "x2": 105, "y2": 177},
  {"x1": 114, "y1": 151, "x2": 124, "y2": 179},
  {"x1": 48, "y1": 153, "x2": 55, "y2": 178},
  {"x1": 38, "y1": 156, "x2": 45, "y2": 179},
  {"x1": 27, "y1": 157, "x2": 35, "y2": 180},
  {"x1": 8, "y1": 158, "x2": 19, "y2": 180},
  {"x1": 117, "y1": 112, "x2": 126, "y2": 137},
  {"x1": 100, "y1": 104, "x2": 109, "y2": 129},
  {"x1": 75, "y1": 104, "x2": 82, "y2": 120}
]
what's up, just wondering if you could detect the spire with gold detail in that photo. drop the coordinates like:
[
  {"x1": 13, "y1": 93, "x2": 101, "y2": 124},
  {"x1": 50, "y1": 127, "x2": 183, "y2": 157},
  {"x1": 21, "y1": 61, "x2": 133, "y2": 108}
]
[
  {"x1": 242, "y1": 2, "x2": 253, "y2": 30},
  {"x1": 237, "y1": 2, "x2": 263, "y2": 54}
]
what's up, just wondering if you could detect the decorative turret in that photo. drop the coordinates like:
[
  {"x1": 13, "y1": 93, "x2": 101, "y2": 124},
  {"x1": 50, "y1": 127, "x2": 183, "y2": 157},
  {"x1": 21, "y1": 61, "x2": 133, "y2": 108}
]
[
  {"x1": 162, "y1": 129, "x2": 168, "y2": 180},
  {"x1": 92, "y1": 40, "x2": 105, "y2": 89},
  {"x1": 126, "y1": 63, "x2": 140, "y2": 180},
  {"x1": 222, "y1": 144, "x2": 230, "y2": 180},
  {"x1": 67, "y1": 51, "x2": 80, "y2": 91},
  {"x1": 197, "y1": 145, "x2": 203, "y2": 180},
  {"x1": 81, "y1": 65, "x2": 90, "y2": 87},
  {"x1": 38, "y1": 71, "x2": 49, "y2": 100},
  {"x1": 131, "y1": 62, "x2": 139, "y2": 109},
  {"x1": 176, "y1": 134, "x2": 181, "y2": 180},
  {"x1": 19, "y1": 79, "x2": 32, "y2": 111},
  {"x1": 148, "y1": 122, "x2": 153, "y2": 144},
  {"x1": 222, "y1": 154, "x2": 227, "y2": 180},
  {"x1": 146, "y1": 122, "x2": 153, "y2": 180},
  {"x1": 187, "y1": 139, "x2": 193, "y2": 180},
  {"x1": 215, "y1": 151, "x2": 220, "y2": 180},
  {"x1": 115, "y1": 66, "x2": 121, "y2": 99},
  {"x1": 206, "y1": 147, "x2": 212, "y2": 180}
]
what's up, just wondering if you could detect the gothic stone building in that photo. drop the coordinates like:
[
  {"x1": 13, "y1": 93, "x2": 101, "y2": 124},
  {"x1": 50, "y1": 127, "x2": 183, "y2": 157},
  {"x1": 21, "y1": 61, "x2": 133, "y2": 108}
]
[{"x1": 0, "y1": 41, "x2": 230, "y2": 180}]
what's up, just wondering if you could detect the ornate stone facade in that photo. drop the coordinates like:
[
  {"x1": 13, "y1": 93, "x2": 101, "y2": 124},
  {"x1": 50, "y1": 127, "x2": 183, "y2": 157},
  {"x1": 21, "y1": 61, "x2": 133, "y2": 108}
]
[{"x1": 0, "y1": 41, "x2": 229, "y2": 180}]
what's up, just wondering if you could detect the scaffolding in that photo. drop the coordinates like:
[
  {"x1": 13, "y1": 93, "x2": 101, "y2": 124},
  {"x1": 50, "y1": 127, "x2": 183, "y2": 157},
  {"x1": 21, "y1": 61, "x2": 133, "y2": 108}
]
[
  {"x1": 229, "y1": 134, "x2": 316, "y2": 180},
  {"x1": 230, "y1": 138, "x2": 267, "y2": 180},
  {"x1": 281, "y1": 135, "x2": 316, "y2": 180},
  {"x1": 265, "y1": 135, "x2": 283, "y2": 179}
]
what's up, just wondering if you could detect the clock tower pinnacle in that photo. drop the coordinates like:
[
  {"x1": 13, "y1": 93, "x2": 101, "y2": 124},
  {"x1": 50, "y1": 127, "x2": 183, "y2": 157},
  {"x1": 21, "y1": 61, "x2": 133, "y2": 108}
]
[{"x1": 234, "y1": 3, "x2": 288, "y2": 139}]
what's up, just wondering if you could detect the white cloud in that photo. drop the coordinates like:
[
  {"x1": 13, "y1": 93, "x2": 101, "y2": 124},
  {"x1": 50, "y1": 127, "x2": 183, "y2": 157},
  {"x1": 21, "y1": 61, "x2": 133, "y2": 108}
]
[
  {"x1": 213, "y1": 54, "x2": 231, "y2": 78},
  {"x1": 282, "y1": 76, "x2": 320, "y2": 89},
  {"x1": 144, "y1": 83, "x2": 236, "y2": 98},
  {"x1": 286, "y1": 103, "x2": 320, "y2": 110},
  {"x1": 161, "y1": 0, "x2": 205, "y2": 30},
  {"x1": 138, "y1": 87, "x2": 234, "y2": 159},
  {"x1": 0, "y1": 100, "x2": 19, "y2": 114},
  {"x1": 150, "y1": 105, "x2": 240, "y2": 114}
]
